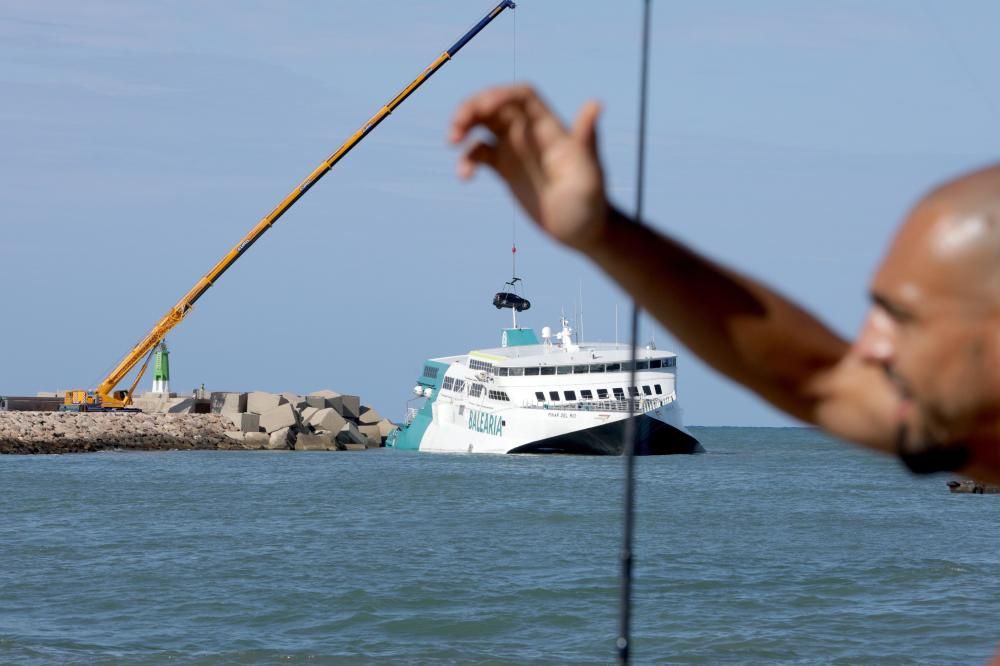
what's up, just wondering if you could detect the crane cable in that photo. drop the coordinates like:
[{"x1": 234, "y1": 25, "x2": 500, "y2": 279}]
[
  {"x1": 616, "y1": 0, "x2": 652, "y2": 663},
  {"x1": 512, "y1": 7, "x2": 518, "y2": 280}
]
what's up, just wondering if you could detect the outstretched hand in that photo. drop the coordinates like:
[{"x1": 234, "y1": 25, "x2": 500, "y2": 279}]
[{"x1": 449, "y1": 85, "x2": 610, "y2": 253}]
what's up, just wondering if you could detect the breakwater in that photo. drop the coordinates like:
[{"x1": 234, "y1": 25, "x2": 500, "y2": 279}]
[
  {"x1": 0, "y1": 412, "x2": 234, "y2": 454},
  {"x1": 0, "y1": 389, "x2": 395, "y2": 454}
]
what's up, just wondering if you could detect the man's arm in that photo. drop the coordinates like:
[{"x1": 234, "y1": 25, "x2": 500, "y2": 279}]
[
  {"x1": 591, "y1": 210, "x2": 898, "y2": 451},
  {"x1": 450, "y1": 85, "x2": 898, "y2": 451}
]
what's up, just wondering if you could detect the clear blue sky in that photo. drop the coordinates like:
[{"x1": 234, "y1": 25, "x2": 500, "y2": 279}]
[{"x1": 2, "y1": 1, "x2": 999, "y2": 426}]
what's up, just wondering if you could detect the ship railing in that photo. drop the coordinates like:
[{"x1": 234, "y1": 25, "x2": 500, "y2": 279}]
[
  {"x1": 404, "y1": 406, "x2": 419, "y2": 425},
  {"x1": 521, "y1": 395, "x2": 675, "y2": 413}
]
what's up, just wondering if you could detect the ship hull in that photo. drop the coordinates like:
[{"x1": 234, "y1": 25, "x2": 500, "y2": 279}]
[
  {"x1": 405, "y1": 399, "x2": 701, "y2": 455},
  {"x1": 508, "y1": 413, "x2": 702, "y2": 455}
]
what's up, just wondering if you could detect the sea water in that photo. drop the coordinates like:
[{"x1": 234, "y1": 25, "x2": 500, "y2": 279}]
[{"x1": 1, "y1": 427, "x2": 998, "y2": 664}]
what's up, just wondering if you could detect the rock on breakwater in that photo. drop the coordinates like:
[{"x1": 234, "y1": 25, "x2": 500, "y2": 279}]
[{"x1": 0, "y1": 412, "x2": 238, "y2": 454}]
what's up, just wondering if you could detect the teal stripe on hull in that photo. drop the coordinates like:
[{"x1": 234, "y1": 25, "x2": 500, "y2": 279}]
[{"x1": 386, "y1": 359, "x2": 450, "y2": 451}]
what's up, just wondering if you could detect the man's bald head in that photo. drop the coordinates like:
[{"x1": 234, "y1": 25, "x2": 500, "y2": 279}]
[{"x1": 878, "y1": 163, "x2": 1000, "y2": 311}]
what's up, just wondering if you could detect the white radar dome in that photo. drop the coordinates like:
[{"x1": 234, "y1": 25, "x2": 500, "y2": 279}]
[
  {"x1": 423, "y1": 387, "x2": 434, "y2": 398},
  {"x1": 541, "y1": 326, "x2": 552, "y2": 339},
  {"x1": 413, "y1": 385, "x2": 424, "y2": 396}
]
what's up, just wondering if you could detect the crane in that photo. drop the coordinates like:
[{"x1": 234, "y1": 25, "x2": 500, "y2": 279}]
[{"x1": 63, "y1": 0, "x2": 516, "y2": 411}]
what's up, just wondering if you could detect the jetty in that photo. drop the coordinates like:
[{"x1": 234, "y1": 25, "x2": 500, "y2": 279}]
[{"x1": 0, "y1": 389, "x2": 394, "y2": 454}]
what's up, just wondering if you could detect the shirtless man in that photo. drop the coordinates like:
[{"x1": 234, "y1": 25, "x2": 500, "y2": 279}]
[{"x1": 449, "y1": 85, "x2": 1000, "y2": 482}]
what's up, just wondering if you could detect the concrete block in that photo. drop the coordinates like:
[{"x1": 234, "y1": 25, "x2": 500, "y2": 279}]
[
  {"x1": 260, "y1": 403, "x2": 298, "y2": 434},
  {"x1": 309, "y1": 407, "x2": 346, "y2": 434},
  {"x1": 166, "y1": 398, "x2": 195, "y2": 413},
  {"x1": 305, "y1": 396, "x2": 327, "y2": 409},
  {"x1": 247, "y1": 392, "x2": 286, "y2": 415},
  {"x1": 280, "y1": 392, "x2": 308, "y2": 409},
  {"x1": 131, "y1": 395, "x2": 168, "y2": 413},
  {"x1": 343, "y1": 442, "x2": 367, "y2": 451},
  {"x1": 267, "y1": 427, "x2": 293, "y2": 450},
  {"x1": 211, "y1": 392, "x2": 248, "y2": 414},
  {"x1": 358, "y1": 406, "x2": 382, "y2": 425},
  {"x1": 300, "y1": 407, "x2": 319, "y2": 425},
  {"x1": 358, "y1": 424, "x2": 382, "y2": 447},
  {"x1": 294, "y1": 434, "x2": 334, "y2": 451},
  {"x1": 224, "y1": 412, "x2": 260, "y2": 433},
  {"x1": 376, "y1": 419, "x2": 397, "y2": 439},
  {"x1": 244, "y1": 432, "x2": 270, "y2": 449},
  {"x1": 330, "y1": 395, "x2": 361, "y2": 420},
  {"x1": 336, "y1": 422, "x2": 365, "y2": 445},
  {"x1": 308, "y1": 389, "x2": 340, "y2": 400},
  {"x1": 223, "y1": 431, "x2": 245, "y2": 442},
  {"x1": 310, "y1": 430, "x2": 340, "y2": 449}
]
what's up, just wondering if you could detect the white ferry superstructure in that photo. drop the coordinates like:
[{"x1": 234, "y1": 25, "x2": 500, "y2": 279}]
[{"x1": 387, "y1": 321, "x2": 702, "y2": 455}]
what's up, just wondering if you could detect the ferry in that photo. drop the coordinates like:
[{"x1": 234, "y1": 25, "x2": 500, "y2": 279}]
[{"x1": 387, "y1": 289, "x2": 702, "y2": 455}]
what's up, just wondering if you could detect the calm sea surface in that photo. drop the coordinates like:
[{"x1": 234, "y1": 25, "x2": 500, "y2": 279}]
[{"x1": 1, "y1": 427, "x2": 999, "y2": 665}]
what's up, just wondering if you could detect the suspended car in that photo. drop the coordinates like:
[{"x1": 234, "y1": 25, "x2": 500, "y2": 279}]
[{"x1": 493, "y1": 292, "x2": 531, "y2": 311}]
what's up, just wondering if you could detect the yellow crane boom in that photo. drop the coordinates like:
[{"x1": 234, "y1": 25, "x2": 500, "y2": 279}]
[{"x1": 64, "y1": 0, "x2": 516, "y2": 411}]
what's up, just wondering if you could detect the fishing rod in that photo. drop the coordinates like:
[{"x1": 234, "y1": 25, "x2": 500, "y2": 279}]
[{"x1": 617, "y1": 0, "x2": 652, "y2": 663}]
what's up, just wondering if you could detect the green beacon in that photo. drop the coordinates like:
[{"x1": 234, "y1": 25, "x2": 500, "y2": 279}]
[{"x1": 152, "y1": 342, "x2": 170, "y2": 394}]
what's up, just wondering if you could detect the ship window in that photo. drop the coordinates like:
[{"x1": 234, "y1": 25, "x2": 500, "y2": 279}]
[
  {"x1": 654, "y1": 384, "x2": 663, "y2": 395},
  {"x1": 488, "y1": 390, "x2": 511, "y2": 401},
  {"x1": 557, "y1": 365, "x2": 572, "y2": 375},
  {"x1": 541, "y1": 366, "x2": 556, "y2": 376},
  {"x1": 469, "y1": 358, "x2": 494, "y2": 373},
  {"x1": 613, "y1": 387, "x2": 625, "y2": 399},
  {"x1": 470, "y1": 383, "x2": 484, "y2": 397},
  {"x1": 628, "y1": 386, "x2": 640, "y2": 397},
  {"x1": 573, "y1": 365, "x2": 589, "y2": 374},
  {"x1": 649, "y1": 359, "x2": 662, "y2": 369},
  {"x1": 642, "y1": 385, "x2": 652, "y2": 395},
  {"x1": 621, "y1": 361, "x2": 633, "y2": 371},
  {"x1": 637, "y1": 360, "x2": 649, "y2": 370},
  {"x1": 606, "y1": 363, "x2": 621, "y2": 372},
  {"x1": 453, "y1": 380, "x2": 465, "y2": 392},
  {"x1": 442, "y1": 377, "x2": 454, "y2": 390},
  {"x1": 535, "y1": 391, "x2": 545, "y2": 402},
  {"x1": 580, "y1": 389, "x2": 593, "y2": 400},
  {"x1": 564, "y1": 390, "x2": 577, "y2": 401},
  {"x1": 549, "y1": 391, "x2": 560, "y2": 401},
  {"x1": 590, "y1": 364, "x2": 605, "y2": 373},
  {"x1": 525, "y1": 367, "x2": 540, "y2": 376},
  {"x1": 509, "y1": 367, "x2": 524, "y2": 376},
  {"x1": 666, "y1": 357, "x2": 676, "y2": 367},
  {"x1": 423, "y1": 365, "x2": 439, "y2": 379},
  {"x1": 497, "y1": 367, "x2": 509, "y2": 376},
  {"x1": 597, "y1": 388, "x2": 609, "y2": 399}
]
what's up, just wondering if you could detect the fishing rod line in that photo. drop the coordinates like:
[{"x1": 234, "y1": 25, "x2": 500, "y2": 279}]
[{"x1": 617, "y1": 0, "x2": 652, "y2": 664}]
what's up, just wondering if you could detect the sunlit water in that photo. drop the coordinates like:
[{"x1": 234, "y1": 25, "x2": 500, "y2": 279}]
[{"x1": 1, "y1": 427, "x2": 998, "y2": 664}]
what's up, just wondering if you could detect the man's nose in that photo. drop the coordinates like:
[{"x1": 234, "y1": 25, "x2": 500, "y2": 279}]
[{"x1": 855, "y1": 309, "x2": 896, "y2": 364}]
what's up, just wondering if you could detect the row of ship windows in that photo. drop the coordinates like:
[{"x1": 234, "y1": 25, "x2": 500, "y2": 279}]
[
  {"x1": 441, "y1": 376, "x2": 665, "y2": 402},
  {"x1": 494, "y1": 357, "x2": 675, "y2": 376},
  {"x1": 536, "y1": 385, "x2": 664, "y2": 402}
]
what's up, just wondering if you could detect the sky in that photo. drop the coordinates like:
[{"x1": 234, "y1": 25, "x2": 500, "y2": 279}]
[{"x1": 2, "y1": 1, "x2": 999, "y2": 426}]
